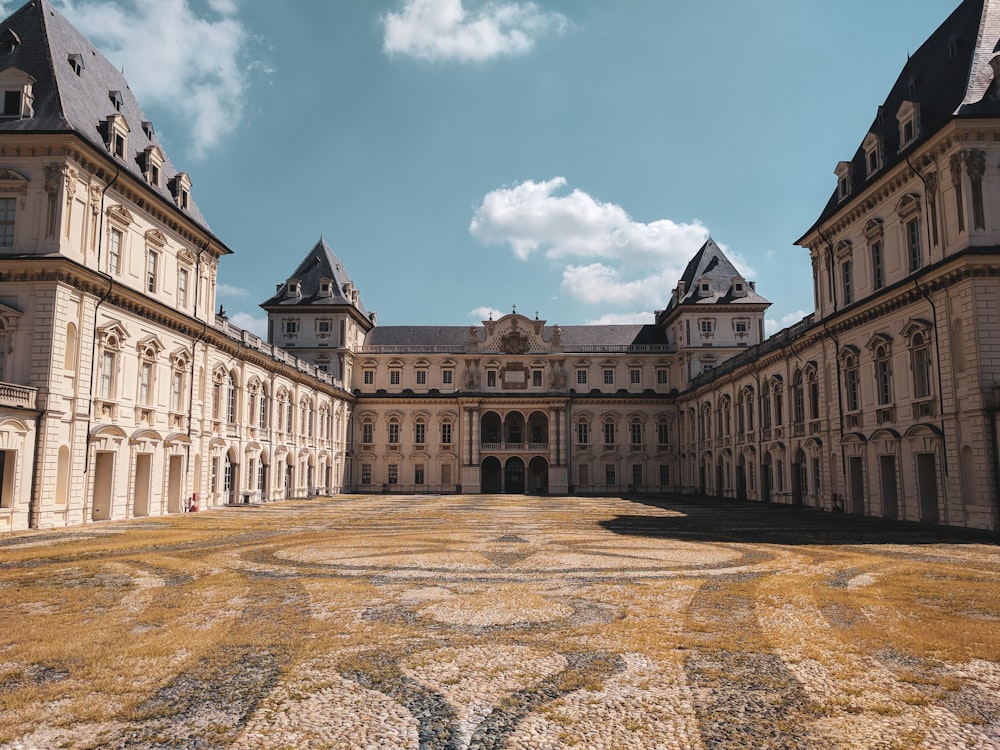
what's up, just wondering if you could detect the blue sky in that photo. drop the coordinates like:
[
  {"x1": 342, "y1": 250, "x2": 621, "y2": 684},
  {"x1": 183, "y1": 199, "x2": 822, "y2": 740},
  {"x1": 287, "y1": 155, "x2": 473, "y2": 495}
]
[{"x1": 9, "y1": 0, "x2": 960, "y2": 336}]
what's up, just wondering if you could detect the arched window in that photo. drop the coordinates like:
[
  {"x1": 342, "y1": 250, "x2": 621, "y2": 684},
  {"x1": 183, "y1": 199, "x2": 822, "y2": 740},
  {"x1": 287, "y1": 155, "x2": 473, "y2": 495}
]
[
  {"x1": 911, "y1": 332, "x2": 932, "y2": 399},
  {"x1": 792, "y1": 370, "x2": 805, "y2": 426},
  {"x1": 875, "y1": 345, "x2": 892, "y2": 405},
  {"x1": 226, "y1": 372, "x2": 238, "y2": 424},
  {"x1": 843, "y1": 354, "x2": 860, "y2": 412}
]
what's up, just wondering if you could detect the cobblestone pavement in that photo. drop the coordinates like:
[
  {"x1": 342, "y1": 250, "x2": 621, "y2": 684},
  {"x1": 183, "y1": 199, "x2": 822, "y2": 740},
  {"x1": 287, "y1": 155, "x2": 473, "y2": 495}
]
[{"x1": 0, "y1": 494, "x2": 998, "y2": 749}]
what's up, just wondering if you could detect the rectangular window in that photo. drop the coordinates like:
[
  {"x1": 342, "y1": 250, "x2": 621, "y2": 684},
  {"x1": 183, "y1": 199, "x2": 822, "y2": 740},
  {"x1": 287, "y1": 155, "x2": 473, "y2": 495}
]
[
  {"x1": 99, "y1": 350, "x2": 115, "y2": 399},
  {"x1": 387, "y1": 465, "x2": 398, "y2": 485},
  {"x1": 171, "y1": 371, "x2": 183, "y2": 412},
  {"x1": 871, "y1": 240, "x2": 884, "y2": 290},
  {"x1": 362, "y1": 423, "x2": 373, "y2": 444},
  {"x1": 390, "y1": 370, "x2": 401, "y2": 386},
  {"x1": 414, "y1": 465, "x2": 425, "y2": 485},
  {"x1": 656, "y1": 369, "x2": 668, "y2": 385},
  {"x1": 577, "y1": 422, "x2": 589, "y2": 445},
  {"x1": 388, "y1": 423, "x2": 399, "y2": 443},
  {"x1": 846, "y1": 370, "x2": 859, "y2": 411},
  {"x1": 139, "y1": 361, "x2": 153, "y2": 405},
  {"x1": 442, "y1": 370, "x2": 453, "y2": 385},
  {"x1": 907, "y1": 218, "x2": 921, "y2": 272},
  {"x1": 700, "y1": 320, "x2": 713, "y2": 334},
  {"x1": 603, "y1": 422, "x2": 615, "y2": 446},
  {"x1": 914, "y1": 347, "x2": 932, "y2": 398},
  {"x1": 603, "y1": 369, "x2": 614, "y2": 385},
  {"x1": 735, "y1": 321, "x2": 748, "y2": 335},
  {"x1": 2, "y1": 90, "x2": 21, "y2": 116},
  {"x1": 842, "y1": 259, "x2": 853, "y2": 304},
  {"x1": 318, "y1": 320, "x2": 331, "y2": 333},
  {"x1": 146, "y1": 250, "x2": 158, "y2": 293},
  {"x1": 361, "y1": 464, "x2": 372, "y2": 484},
  {"x1": 877, "y1": 359, "x2": 892, "y2": 405},
  {"x1": 657, "y1": 422, "x2": 669, "y2": 446},
  {"x1": 259, "y1": 394, "x2": 267, "y2": 427},
  {"x1": 630, "y1": 422, "x2": 642, "y2": 445},
  {"x1": 284, "y1": 320, "x2": 298, "y2": 336},
  {"x1": 659, "y1": 464, "x2": 670, "y2": 486},
  {"x1": 178, "y1": 267, "x2": 188, "y2": 307},
  {"x1": 108, "y1": 227, "x2": 122, "y2": 274},
  {"x1": 416, "y1": 370, "x2": 427, "y2": 385},
  {"x1": 605, "y1": 464, "x2": 616, "y2": 486},
  {"x1": 415, "y1": 423, "x2": 425, "y2": 444},
  {"x1": 112, "y1": 132, "x2": 125, "y2": 159},
  {"x1": 363, "y1": 369, "x2": 374, "y2": 385},
  {"x1": 576, "y1": 369, "x2": 587, "y2": 385},
  {"x1": 441, "y1": 422, "x2": 452, "y2": 444},
  {"x1": 532, "y1": 370, "x2": 543, "y2": 387},
  {"x1": 630, "y1": 369, "x2": 641, "y2": 385},
  {"x1": 0, "y1": 197, "x2": 14, "y2": 248},
  {"x1": 487, "y1": 370, "x2": 497, "y2": 388}
]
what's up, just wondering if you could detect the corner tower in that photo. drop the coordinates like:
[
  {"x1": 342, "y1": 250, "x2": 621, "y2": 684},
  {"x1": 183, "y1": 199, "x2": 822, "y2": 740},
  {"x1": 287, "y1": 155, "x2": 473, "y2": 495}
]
[
  {"x1": 261, "y1": 238, "x2": 375, "y2": 382},
  {"x1": 655, "y1": 237, "x2": 770, "y2": 389}
]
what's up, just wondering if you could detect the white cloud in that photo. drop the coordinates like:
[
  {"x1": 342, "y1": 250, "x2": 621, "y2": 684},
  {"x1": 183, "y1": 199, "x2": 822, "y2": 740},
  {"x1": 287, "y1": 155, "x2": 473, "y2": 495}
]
[
  {"x1": 585, "y1": 311, "x2": 654, "y2": 325},
  {"x1": 56, "y1": 0, "x2": 266, "y2": 157},
  {"x1": 469, "y1": 305, "x2": 505, "y2": 321},
  {"x1": 764, "y1": 309, "x2": 809, "y2": 336},
  {"x1": 471, "y1": 177, "x2": 713, "y2": 310},
  {"x1": 229, "y1": 311, "x2": 267, "y2": 338},
  {"x1": 382, "y1": 0, "x2": 567, "y2": 62},
  {"x1": 216, "y1": 282, "x2": 249, "y2": 298}
]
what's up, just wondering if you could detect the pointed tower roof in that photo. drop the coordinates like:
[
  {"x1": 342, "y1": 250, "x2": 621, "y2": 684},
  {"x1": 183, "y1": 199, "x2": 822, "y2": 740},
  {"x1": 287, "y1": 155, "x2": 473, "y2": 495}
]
[
  {"x1": 0, "y1": 0, "x2": 223, "y2": 244},
  {"x1": 261, "y1": 237, "x2": 373, "y2": 323},
  {"x1": 801, "y1": 0, "x2": 1000, "y2": 237},
  {"x1": 656, "y1": 237, "x2": 769, "y2": 326}
]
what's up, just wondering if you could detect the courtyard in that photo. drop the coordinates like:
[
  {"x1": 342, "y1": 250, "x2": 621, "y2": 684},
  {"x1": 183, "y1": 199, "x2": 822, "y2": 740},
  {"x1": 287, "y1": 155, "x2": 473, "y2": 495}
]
[{"x1": 0, "y1": 494, "x2": 998, "y2": 749}]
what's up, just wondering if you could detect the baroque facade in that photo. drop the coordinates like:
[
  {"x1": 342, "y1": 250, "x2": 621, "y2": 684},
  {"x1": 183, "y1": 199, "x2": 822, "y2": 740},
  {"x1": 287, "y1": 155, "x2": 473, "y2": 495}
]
[{"x1": 0, "y1": 0, "x2": 998, "y2": 533}]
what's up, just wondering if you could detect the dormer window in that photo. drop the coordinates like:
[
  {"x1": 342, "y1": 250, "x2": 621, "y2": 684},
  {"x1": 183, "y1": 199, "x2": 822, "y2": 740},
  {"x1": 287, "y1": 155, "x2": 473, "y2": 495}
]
[
  {"x1": 0, "y1": 29, "x2": 20, "y2": 54},
  {"x1": 319, "y1": 278, "x2": 332, "y2": 297},
  {"x1": 142, "y1": 146, "x2": 163, "y2": 187},
  {"x1": 896, "y1": 100, "x2": 920, "y2": 150},
  {"x1": 169, "y1": 172, "x2": 192, "y2": 210},
  {"x1": 0, "y1": 67, "x2": 34, "y2": 119},
  {"x1": 948, "y1": 34, "x2": 960, "y2": 60},
  {"x1": 286, "y1": 280, "x2": 300, "y2": 297},
  {"x1": 104, "y1": 114, "x2": 129, "y2": 160},
  {"x1": 835, "y1": 161, "x2": 852, "y2": 201},
  {"x1": 732, "y1": 278, "x2": 747, "y2": 298},
  {"x1": 142, "y1": 120, "x2": 154, "y2": 139},
  {"x1": 863, "y1": 132, "x2": 882, "y2": 177},
  {"x1": 67, "y1": 53, "x2": 84, "y2": 76}
]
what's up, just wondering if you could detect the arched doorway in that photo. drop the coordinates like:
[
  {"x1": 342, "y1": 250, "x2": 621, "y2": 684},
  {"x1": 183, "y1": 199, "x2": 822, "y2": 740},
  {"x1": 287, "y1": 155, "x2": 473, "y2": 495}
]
[
  {"x1": 791, "y1": 448, "x2": 805, "y2": 507},
  {"x1": 481, "y1": 456, "x2": 502, "y2": 493},
  {"x1": 505, "y1": 456, "x2": 525, "y2": 493},
  {"x1": 736, "y1": 453, "x2": 747, "y2": 501},
  {"x1": 527, "y1": 456, "x2": 548, "y2": 494}
]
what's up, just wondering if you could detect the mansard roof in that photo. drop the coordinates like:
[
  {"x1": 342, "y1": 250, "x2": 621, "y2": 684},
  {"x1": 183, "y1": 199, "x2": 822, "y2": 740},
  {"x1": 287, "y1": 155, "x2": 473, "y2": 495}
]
[
  {"x1": 656, "y1": 237, "x2": 769, "y2": 326},
  {"x1": 262, "y1": 237, "x2": 373, "y2": 321},
  {"x1": 364, "y1": 323, "x2": 667, "y2": 349},
  {"x1": 0, "y1": 0, "x2": 219, "y2": 239},
  {"x1": 803, "y1": 0, "x2": 1000, "y2": 236}
]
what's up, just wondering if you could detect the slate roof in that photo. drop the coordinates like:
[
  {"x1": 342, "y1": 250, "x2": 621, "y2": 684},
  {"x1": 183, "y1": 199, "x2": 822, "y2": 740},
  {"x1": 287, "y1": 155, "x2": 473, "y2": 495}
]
[
  {"x1": 656, "y1": 238, "x2": 769, "y2": 326},
  {"x1": 363, "y1": 323, "x2": 667, "y2": 349},
  {"x1": 0, "y1": 0, "x2": 221, "y2": 242},
  {"x1": 261, "y1": 237, "x2": 372, "y2": 319},
  {"x1": 801, "y1": 0, "x2": 1000, "y2": 237}
]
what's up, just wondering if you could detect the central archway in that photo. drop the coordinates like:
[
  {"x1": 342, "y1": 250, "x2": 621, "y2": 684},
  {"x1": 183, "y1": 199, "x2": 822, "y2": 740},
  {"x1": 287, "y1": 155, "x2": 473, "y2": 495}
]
[{"x1": 504, "y1": 456, "x2": 525, "y2": 494}]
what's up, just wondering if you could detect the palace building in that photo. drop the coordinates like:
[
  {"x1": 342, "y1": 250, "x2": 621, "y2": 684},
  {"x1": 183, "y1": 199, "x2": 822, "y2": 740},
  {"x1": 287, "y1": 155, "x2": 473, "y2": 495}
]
[{"x1": 0, "y1": 0, "x2": 998, "y2": 533}]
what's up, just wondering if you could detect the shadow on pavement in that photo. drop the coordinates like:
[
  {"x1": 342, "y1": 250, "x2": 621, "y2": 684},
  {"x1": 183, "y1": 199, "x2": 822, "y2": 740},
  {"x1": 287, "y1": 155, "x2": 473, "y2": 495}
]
[{"x1": 599, "y1": 494, "x2": 999, "y2": 546}]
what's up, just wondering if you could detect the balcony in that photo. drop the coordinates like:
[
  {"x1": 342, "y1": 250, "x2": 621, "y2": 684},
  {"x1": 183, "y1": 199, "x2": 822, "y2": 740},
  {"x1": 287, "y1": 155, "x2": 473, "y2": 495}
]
[
  {"x1": 0, "y1": 383, "x2": 36, "y2": 409},
  {"x1": 480, "y1": 442, "x2": 549, "y2": 453}
]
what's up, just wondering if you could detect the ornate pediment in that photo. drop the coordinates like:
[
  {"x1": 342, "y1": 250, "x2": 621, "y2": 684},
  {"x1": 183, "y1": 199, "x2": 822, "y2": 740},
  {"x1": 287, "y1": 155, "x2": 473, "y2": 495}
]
[{"x1": 480, "y1": 313, "x2": 548, "y2": 354}]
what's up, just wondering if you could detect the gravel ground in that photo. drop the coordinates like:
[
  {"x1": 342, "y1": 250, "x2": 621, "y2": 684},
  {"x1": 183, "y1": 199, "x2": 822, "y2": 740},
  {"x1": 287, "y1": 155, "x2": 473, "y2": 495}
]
[{"x1": 0, "y1": 493, "x2": 998, "y2": 749}]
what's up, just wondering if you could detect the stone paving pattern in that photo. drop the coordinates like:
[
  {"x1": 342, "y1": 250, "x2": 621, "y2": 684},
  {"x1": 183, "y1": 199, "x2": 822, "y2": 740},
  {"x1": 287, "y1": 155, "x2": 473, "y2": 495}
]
[{"x1": 0, "y1": 494, "x2": 998, "y2": 749}]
